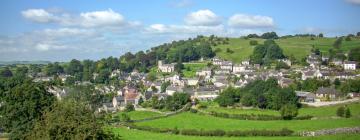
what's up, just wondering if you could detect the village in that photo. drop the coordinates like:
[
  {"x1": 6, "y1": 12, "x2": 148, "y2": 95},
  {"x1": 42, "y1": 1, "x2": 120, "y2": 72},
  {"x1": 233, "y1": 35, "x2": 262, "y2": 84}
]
[{"x1": 39, "y1": 51, "x2": 359, "y2": 113}]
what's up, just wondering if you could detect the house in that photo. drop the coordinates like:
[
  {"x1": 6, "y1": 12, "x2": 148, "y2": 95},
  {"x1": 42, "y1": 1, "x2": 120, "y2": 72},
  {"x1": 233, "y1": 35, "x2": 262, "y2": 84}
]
[
  {"x1": 112, "y1": 96, "x2": 125, "y2": 108},
  {"x1": 186, "y1": 78, "x2": 199, "y2": 86},
  {"x1": 343, "y1": 61, "x2": 357, "y2": 70},
  {"x1": 315, "y1": 87, "x2": 341, "y2": 100},
  {"x1": 166, "y1": 85, "x2": 182, "y2": 96},
  {"x1": 99, "y1": 102, "x2": 116, "y2": 113},
  {"x1": 241, "y1": 60, "x2": 250, "y2": 65},
  {"x1": 212, "y1": 57, "x2": 223, "y2": 65},
  {"x1": 220, "y1": 61, "x2": 233, "y2": 71},
  {"x1": 196, "y1": 67, "x2": 212, "y2": 77},
  {"x1": 124, "y1": 88, "x2": 140, "y2": 105},
  {"x1": 158, "y1": 60, "x2": 175, "y2": 73},
  {"x1": 296, "y1": 91, "x2": 316, "y2": 102},
  {"x1": 193, "y1": 86, "x2": 219, "y2": 101},
  {"x1": 278, "y1": 59, "x2": 292, "y2": 66},
  {"x1": 331, "y1": 59, "x2": 343, "y2": 66},
  {"x1": 348, "y1": 93, "x2": 360, "y2": 98},
  {"x1": 232, "y1": 64, "x2": 246, "y2": 73},
  {"x1": 278, "y1": 78, "x2": 293, "y2": 88},
  {"x1": 301, "y1": 70, "x2": 316, "y2": 80}
]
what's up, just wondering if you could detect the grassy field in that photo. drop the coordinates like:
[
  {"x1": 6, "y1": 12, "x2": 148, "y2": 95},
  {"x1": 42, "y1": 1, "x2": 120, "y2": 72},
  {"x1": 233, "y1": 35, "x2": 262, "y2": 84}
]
[
  {"x1": 182, "y1": 63, "x2": 208, "y2": 78},
  {"x1": 112, "y1": 127, "x2": 360, "y2": 140},
  {"x1": 213, "y1": 37, "x2": 360, "y2": 63},
  {"x1": 203, "y1": 101, "x2": 360, "y2": 118},
  {"x1": 116, "y1": 111, "x2": 162, "y2": 120},
  {"x1": 135, "y1": 112, "x2": 360, "y2": 132}
]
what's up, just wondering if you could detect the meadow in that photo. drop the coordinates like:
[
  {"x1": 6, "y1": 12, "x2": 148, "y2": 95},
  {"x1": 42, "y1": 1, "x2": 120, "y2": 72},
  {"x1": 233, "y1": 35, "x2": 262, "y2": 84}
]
[
  {"x1": 182, "y1": 63, "x2": 208, "y2": 78},
  {"x1": 213, "y1": 37, "x2": 360, "y2": 63},
  {"x1": 111, "y1": 127, "x2": 360, "y2": 140}
]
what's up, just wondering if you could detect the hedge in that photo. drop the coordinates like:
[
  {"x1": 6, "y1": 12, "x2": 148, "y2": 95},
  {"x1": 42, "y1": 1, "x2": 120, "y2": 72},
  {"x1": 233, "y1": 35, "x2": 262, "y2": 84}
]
[{"x1": 126, "y1": 124, "x2": 294, "y2": 137}]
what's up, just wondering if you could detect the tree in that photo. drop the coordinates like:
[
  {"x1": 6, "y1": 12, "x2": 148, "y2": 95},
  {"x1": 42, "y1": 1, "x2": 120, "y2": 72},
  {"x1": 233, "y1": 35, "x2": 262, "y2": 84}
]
[
  {"x1": 0, "y1": 67, "x2": 13, "y2": 77},
  {"x1": 334, "y1": 78, "x2": 341, "y2": 88},
  {"x1": 174, "y1": 61, "x2": 184, "y2": 73},
  {"x1": 215, "y1": 87, "x2": 239, "y2": 107},
  {"x1": 345, "y1": 35, "x2": 351, "y2": 41},
  {"x1": 0, "y1": 78, "x2": 56, "y2": 139},
  {"x1": 357, "y1": 32, "x2": 360, "y2": 37},
  {"x1": 345, "y1": 107, "x2": 351, "y2": 118},
  {"x1": 275, "y1": 61, "x2": 290, "y2": 70},
  {"x1": 27, "y1": 100, "x2": 119, "y2": 140},
  {"x1": 124, "y1": 103, "x2": 135, "y2": 112},
  {"x1": 280, "y1": 104, "x2": 298, "y2": 120},
  {"x1": 318, "y1": 33, "x2": 324, "y2": 38},
  {"x1": 249, "y1": 40, "x2": 258, "y2": 46},
  {"x1": 261, "y1": 32, "x2": 279, "y2": 39},
  {"x1": 66, "y1": 59, "x2": 83, "y2": 75},
  {"x1": 333, "y1": 37, "x2": 342, "y2": 49},
  {"x1": 336, "y1": 106, "x2": 345, "y2": 117},
  {"x1": 138, "y1": 96, "x2": 144, "y2": 105},
  {"x1": 348, "y1": 47, "x2": 360, "y2": 62}
]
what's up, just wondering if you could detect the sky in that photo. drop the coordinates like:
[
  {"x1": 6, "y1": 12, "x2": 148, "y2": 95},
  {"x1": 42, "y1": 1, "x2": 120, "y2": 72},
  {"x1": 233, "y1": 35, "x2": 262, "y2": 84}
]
[{"x1": 0, "y1": 0, "x2": 359, "y2": 62}]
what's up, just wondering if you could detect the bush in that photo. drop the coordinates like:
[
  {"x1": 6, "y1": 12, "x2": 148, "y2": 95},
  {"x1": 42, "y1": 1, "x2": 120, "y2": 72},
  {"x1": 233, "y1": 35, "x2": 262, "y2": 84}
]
[
  {"x1": 124, "y1": 103, "x2": 135, "y2": 112},
  {"x1": 345, "y1": 107, "x2": 351, "y2": 118},
  {"x1": 336, "y1": 106, "x2": 345, "y2": 117},
  {"x1": 280, "y1": 104, "x2": 298, "y2": 120},
  {"x1": 209, "y1": 111, "x2": 282, "y2": 120},
  {"x1": 249, "y1": 40, "x2": 258, "y2": 46},
  {"x1": 190, "y1": 109, "x2": 198, "y2": 113}
]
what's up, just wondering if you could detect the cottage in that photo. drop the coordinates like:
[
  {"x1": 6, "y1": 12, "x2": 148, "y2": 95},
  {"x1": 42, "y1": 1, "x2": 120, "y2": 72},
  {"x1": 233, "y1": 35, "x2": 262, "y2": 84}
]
[
  {"x1": 315, "y1": 87, "x2": 341, "y2": 101},
  {"x1": 220, "y1": 61, "x2": 233, "y2": 71},
  {"x1": 343, "y1": 61, "x2": 357, "y2": 70},
  {"x1": 196, "y1": 67, "x2": 212, "y2": 77},
  {"x1": 158, "y1": 60, "x2": 175, "y2": 73},
  {"x1": 232, "y1": 64, "x2": 246, "y2": 73},
  {"x1": 186, "y1": 78, "x2": 199, "y2": 86},
  {"x1": 193, "y1": 86, "x2": 219, "y2": 101},
  {"x1": 296, "y1": 91, "x2": 316, "y2": 102},
  {"x1": 241, "y1": 60, "x2": 250, "y2": 65},
  {"x1": 124, "y1": 88, "x2": 140, "y2": 105}
]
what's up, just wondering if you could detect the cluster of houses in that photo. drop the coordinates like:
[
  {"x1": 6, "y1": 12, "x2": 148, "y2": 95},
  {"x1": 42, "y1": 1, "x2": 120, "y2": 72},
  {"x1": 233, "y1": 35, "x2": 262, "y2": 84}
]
[{"x1": 34, "y1": 52, "x2": 359, "y2": 112}]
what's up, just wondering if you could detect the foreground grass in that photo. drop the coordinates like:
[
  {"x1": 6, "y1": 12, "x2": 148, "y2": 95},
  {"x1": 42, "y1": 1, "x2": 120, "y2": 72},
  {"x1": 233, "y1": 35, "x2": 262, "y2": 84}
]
[
  {"x1": 135, "y1": 112, "x2": 360, "y2": 132},
  {"x1": 213, "y1": 37, "x2": 360, "y2": 63},
  {"x1": 112, "y1": 127, "x2": 360, "y2": 140}
]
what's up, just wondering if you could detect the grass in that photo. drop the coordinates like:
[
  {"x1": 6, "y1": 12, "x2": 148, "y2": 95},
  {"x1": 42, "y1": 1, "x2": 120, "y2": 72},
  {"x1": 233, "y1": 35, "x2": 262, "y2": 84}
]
[
  {"x1": 203, "y1": 101, "x2": 360, "y2": 118},
  {"x1": 299, "y1": 102, "x2": 360, "y2": 118},
  {"x1": 111, "y1": 127, "x2": 360, "y2": 140},
  {"x1": 135, "y1": 112, "x2": 360, "y2": 132},
  {"x1": 182, "y1": 63, "x2": 208, "y2": 78},
  {"x1": 213, "y1": 37, "x2": 360, "y2": 63},
  {"x1": 204, "y1": 107, "x2": 280, "y2": 116},
  {"x1": 116, "y1": 111, "x2": 162, "y2": 120}
]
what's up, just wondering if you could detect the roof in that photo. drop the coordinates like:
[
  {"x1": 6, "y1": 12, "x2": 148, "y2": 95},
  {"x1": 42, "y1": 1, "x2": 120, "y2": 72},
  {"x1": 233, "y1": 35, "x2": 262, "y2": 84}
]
[
  {"x1": 344, "y1": 61, "x2": 357, "y2": 64},
  {"x1": 316, "y1": 87, "x2": 340, "y2": 95}
]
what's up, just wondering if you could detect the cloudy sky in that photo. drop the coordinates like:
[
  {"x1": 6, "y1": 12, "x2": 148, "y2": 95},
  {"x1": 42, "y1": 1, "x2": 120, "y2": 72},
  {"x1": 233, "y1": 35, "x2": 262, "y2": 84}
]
[{"x1": 0, "y1": 0, "x2": 359, "y2": 61}]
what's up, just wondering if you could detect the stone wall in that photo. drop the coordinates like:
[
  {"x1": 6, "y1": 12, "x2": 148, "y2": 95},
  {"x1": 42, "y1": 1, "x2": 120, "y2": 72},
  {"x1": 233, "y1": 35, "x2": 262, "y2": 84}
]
[{"x1": 300, "y1": 126, "x2": 360, "y2": 136}]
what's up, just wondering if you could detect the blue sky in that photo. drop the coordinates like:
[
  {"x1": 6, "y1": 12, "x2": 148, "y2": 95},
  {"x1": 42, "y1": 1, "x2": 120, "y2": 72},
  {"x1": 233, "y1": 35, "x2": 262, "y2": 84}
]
[{"x1": 0, "y1": 0, "x2": 359, "y2": 61}]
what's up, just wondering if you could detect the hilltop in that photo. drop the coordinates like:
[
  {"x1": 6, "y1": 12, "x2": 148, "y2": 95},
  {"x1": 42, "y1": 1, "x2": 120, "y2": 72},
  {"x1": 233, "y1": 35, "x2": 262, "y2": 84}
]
[{"x1": 212, "y1": 36, "x2": 360, "y2": 63}]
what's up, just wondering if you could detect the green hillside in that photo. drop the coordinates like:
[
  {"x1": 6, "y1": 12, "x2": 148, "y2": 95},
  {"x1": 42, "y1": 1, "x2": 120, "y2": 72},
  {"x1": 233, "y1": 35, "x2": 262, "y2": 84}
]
[{"x1": 212, "y1": 37, "x2": 360, "y2": 63}]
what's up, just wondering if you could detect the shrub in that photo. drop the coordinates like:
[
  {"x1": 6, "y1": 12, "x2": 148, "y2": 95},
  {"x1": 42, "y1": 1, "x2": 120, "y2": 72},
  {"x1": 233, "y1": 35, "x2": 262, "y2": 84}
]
[
  {"x1": 336, "y1": 106, "x2": 345, "y2": 117},
  {"x1": 345, "y1": 107, "x2": 351, "y2": 118},
  {"x1": 190, "y1": 109, "x2": 198, "y2": 113},
  {"x1": 280, "y1": 104, "x2": 298, "y2": 120},
  {"x1": 124, "y1": 103, "x2": 135, "y2": 112}
]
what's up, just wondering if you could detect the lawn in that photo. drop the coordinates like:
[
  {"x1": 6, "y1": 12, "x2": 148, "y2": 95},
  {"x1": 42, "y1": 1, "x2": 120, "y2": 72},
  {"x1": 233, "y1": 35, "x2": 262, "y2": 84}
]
[
  {"x1": 112, "y1": 127, "x2": 360, "y2": 140},
  {"x1": 135, "y1": 112, "x2": 360, "y2": 132},
  {"x1": 182, "y1": 63, "x2": 208, "y2": 78},
  {"x1": 116, "y1": 111, "x2": 162, "y2": 120},
  {"x1": 212, "y1": 37, "x2": 360, "y2": 63}
]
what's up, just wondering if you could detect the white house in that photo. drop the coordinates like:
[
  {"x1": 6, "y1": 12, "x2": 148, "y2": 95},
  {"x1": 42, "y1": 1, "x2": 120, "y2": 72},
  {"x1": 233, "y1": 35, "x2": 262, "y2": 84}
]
[
  {"x1": 232, "y1": 64, "x2": 246, "y2": 73},
  {"x1": 343, "y1": 61, "x2": 357, "y2": 70},
  {"x1": 220, "y1": 61, "x2": 233, "y2": 71},
  {"x1": 158, "y1": 60, "x2": 175, "y2": 73}
]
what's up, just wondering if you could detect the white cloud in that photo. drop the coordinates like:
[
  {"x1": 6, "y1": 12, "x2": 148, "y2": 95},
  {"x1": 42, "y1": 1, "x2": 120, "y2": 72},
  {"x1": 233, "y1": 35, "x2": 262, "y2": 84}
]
[
  {"x1": 228, "y1": 14, "x2": 274, "y2": 28},
  {"x1": 35, "y1": 43, "x2": 67, "y2": 51},
  {"x1": 346, "y1": 0, "x2": 360, "y2": 5},
  {"x1": 79, "y1": 9, "x2": 125, "y2": 27},
  {"x1": 145, "y1": 24, "x2": 224, "y2": 34},
  {"x1": 21, "y1": 9, "x2": 56, "y2": 23},
  {"x1": 172, "y1": 0, "x2": 193, "y2": 8},
  {"x1": 21, "y1": 8, "x2": 133, "y2": 28},
  {"x1": 184, "y1": 9, "x2": 221, "y2": 26}
]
